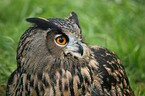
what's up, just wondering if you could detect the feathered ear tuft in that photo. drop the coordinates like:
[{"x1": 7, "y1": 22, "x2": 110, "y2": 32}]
[
  {"x1": 68, "y1": 12, "x2": 80, "y2": 27},
  {"x1": 26, "y1": 17, "x2": 58, "y2": 30}
]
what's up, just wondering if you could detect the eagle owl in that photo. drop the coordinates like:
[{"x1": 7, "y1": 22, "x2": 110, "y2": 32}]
[{"x1": 6, "y1": 12, "x2": 134, "y2": 96}]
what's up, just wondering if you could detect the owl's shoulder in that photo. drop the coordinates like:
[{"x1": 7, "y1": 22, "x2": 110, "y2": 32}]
[
  {"x1": 89, "y1": 45, "x2": 124, "y2": 78},
  {"x1": 89, "y1": 45, "x2": 120, "y2": 64},
  {"x1": 89, "y1": 46, "x2": 134, "y2": 95}
]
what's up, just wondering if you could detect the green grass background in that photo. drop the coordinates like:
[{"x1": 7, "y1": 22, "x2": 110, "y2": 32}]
[{"x1": 0, "y1": 0, "x2": 145, "y2": 95}]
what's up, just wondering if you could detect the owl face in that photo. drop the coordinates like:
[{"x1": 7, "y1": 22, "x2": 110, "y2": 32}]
[
  {"x1": 17, "y1": 12, "x2": 90, "y2": 72},
  {"x1": 46, "y1": 18, "x2": 84, "y2": 59},
  {"x1": 26, "y1": 12, "x2": 88, "y2": 59}
]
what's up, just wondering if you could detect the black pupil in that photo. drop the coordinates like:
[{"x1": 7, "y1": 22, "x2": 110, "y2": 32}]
[{"x1": 59, "y1": 37, "x2": 64, "y2": 43}]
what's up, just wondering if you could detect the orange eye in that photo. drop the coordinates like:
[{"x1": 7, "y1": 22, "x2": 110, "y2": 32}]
[{"x1": 56, "y1": 36, "x2": 67, "y2": 45}]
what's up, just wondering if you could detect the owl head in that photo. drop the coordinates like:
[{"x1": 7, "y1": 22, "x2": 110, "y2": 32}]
[{"x1": 17, "y1": 12, "x2": 91, "y2": 73}]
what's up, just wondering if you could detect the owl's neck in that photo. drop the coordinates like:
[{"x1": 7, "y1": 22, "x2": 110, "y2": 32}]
[
  {"x1": 17, "y1": 44, "x2": 92, "y2": 74},
  {"x1": 18, "y1": 53, "x2": 93, "y2": 74}
]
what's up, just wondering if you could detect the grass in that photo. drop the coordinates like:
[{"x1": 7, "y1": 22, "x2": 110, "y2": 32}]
[{"x1": 0, "y1": 0, "x2": 145, "y2": 95}]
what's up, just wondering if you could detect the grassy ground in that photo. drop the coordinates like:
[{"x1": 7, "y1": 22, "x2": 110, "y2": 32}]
[{"x1": 0, "y1": 0, "x2": 145, "y2": 95}]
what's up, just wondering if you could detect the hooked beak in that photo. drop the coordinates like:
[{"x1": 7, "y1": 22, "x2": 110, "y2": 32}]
[
  {"x1": 64, "y1": 42, "x2": 84, "y2": 58},
  {"x1": 76, "y1": 42, "x2": 83, "y2": 56}
]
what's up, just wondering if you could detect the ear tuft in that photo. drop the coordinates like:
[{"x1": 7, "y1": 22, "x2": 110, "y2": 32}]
[
  {"x1": 26, "y1": 17, "x2": 56, "y2": 30},
  {"x1": 68, "y1": 12, "x2": 80, "y2": 27}
]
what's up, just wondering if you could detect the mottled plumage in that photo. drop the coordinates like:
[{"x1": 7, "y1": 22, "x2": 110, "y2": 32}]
[{"x1": 6, "y1": 12, "x2": 134, "y2": 96}]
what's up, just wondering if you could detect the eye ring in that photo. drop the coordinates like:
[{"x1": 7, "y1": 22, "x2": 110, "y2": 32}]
[{"x1": 55, "y1": 34, "x2": 68, "y2": 47}]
